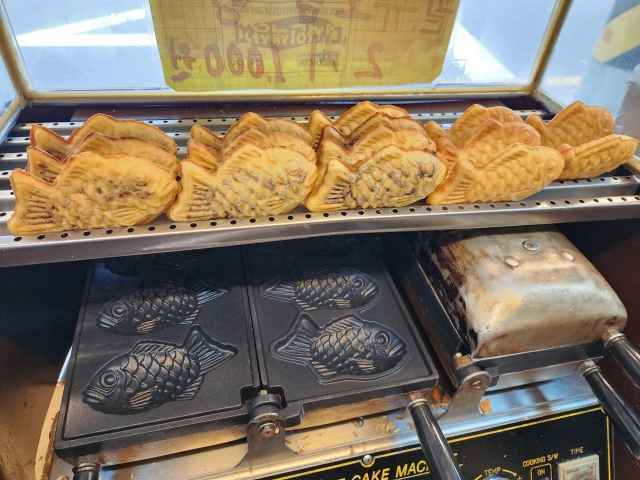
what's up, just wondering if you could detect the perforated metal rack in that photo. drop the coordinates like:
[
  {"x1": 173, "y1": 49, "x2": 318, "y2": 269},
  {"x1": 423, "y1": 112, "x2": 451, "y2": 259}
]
[{"x1": 1, "y1": 108, "x2": 639, "y2": 267}]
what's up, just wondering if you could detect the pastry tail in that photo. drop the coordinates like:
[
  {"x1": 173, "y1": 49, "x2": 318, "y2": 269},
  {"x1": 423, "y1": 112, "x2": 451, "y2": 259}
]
[
  {"x1": 305, "y1": 159, "x2": 354, "y2": 211},
  {"x1": 30, "y1": 126, "x2": 71, "y2": 160},
  {"x1": 7, "y1": 169, "x2": 57, "y2": 235},
  {"x1": 425, "y1": 121, "x2": 448, "y2": 142}
]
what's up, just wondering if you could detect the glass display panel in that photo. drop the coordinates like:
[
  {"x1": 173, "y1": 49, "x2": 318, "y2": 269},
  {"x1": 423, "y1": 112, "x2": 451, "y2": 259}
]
[
  {"x1": 538, "y1": 0, "x2": 639, "y2": 116},
  {"x1": 0, "y1": 55, "x2": 16, "y2": 117},
  {"x1": 5, "y1": 0, "x2": 556, "y2": 95}
]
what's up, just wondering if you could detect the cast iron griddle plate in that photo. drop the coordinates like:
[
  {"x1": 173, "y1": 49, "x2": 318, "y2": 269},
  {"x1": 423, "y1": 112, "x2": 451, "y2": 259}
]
[
  {"x1": 388, "y1": 233, "x2": 605, "y2": 379},
  {"x1": 55, "y1": 247, "x2": 259, "y2": 460},
  {"x1": 244, "y1": 235, "x2": 438, "y2": 425}
]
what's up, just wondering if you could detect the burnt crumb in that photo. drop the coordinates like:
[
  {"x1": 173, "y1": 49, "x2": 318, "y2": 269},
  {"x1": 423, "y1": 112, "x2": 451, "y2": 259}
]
[{"x1": 96, "y1": 187, "x2": 102, "y2": 194}]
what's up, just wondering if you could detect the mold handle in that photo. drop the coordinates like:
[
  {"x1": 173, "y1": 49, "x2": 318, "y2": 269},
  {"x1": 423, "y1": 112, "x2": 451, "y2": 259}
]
[
  {"x1": 582, "y1": 363, "x2": 640, "y2": 459},
  {"x1": 602, "y1": 329, "x2": 640, "y2": 389},
  {"x1": 408, "y1": 398, "x2": 463, "y2": 480}
]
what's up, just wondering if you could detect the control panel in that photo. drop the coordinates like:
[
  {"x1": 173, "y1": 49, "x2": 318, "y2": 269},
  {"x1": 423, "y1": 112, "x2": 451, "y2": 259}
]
[{"x1": 263, "y1": 407, "x2": 610, "y2": 480}]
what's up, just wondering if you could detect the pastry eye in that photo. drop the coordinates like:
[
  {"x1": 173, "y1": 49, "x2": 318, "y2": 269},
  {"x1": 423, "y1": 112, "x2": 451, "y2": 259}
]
[
  {"x1": 111, "y1": 303, "x2": 126, "y2": 317},
  {"x1": 351, "y1": 277, "x2": 365, "y2": 289},
  {"x1": 101, "y1": 372, "x2": 117, "y2": 387},
  {"x1": 375, "y1": 333, "x2": 389, "y2": 346}
]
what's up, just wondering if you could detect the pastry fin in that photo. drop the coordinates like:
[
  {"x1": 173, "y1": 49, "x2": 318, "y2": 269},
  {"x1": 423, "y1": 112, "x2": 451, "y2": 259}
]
[
  {"x1": 26, "y1": 146, "x2": 64, "y2": 184},
  {"x1": 191, "y1": 125, "x2": 223, "y2": 151},
  {"x1": 185, "y1": 139, "x2": 223, "y2": 174},
  {"x1": 425, "y1": 120, "x2": 447, "y2": 141}
]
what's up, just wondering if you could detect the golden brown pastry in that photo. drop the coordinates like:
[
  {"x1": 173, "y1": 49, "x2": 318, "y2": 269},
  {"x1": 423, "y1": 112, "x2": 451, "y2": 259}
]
[
  {"x1": 8, "y1": 152, "x2": 178, "y2": 235},
  {"x1": 168, "y1": 143, "x2": 317, "y2": 221},
  {"x1": 425, "y1": 105, "x2": 522, "y2": 147},
  {"x1": 26, "y1": 133, "x2": 180, "y2": 182},
  {"x1": 314, "y1": 125, "x2": 435, "y2": 190},
  {"x1": 527, "y1": 101, "x2": 637, "y2": 179},
  {"x1": 223, "y1": 128, "x2": 316, "y2": 163},
  {"x1": 436, "y1": 120, "x2": 541, "y2": 177},
  {"x1": 427, "y1": 144, "x2": 564, "y2": 205},
  {"x1": 191, "y1": 125, "x2": 223, "y2": 150},
  {"x1": 526, "y1": 101, "x2": 614, "y2": 148},
  {"x1": 308, "y1": 101, "x2": 410, "y2": 147},
  {"x1": 305, "y1": 145, "x2": 446, "y2": 212},
  {"x1": 557, "y1": 135, "x2": 638, "y2": 180},
  {"x1": 318, "y1": 113, "x2": 426, "y2": 150},
  {"x1": 30, "y1": 114, "x2": 178, "y2": 159},
  {"x1": 184, "y1": 139, "x2": 223, "y2": 174}
]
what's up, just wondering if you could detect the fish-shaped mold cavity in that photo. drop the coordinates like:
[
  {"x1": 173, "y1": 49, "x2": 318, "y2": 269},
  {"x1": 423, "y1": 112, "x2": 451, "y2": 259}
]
[
  {"x1": 190, "y1": 113, "x2": 313, "y2": 151},
  {"x1": 104, "y1": 251, "x2": 201, "y2": 278},
  {"x1": 8, "y1": 152, "x2": 178, "y2": 235},
  {"x1": 271, "y1": 313, "x2": 407, "y2": 382},
  {"x1": 26, "y1": 133, "x2": 181, "y2": 183},
  {"x1": 316, "y1": 113, "x2": 425, "y2": 150},
  {"x1": 425, "y1": 105, "x2": 523, "y2": 147},
  {"x1": 314, "y1": 125, "x2": 436, "y2": 190},
  {"x1": 30, "y1": 113, "x2": 178, "y2": 159},
  {"x1": 305, "y1": 145, "x2": 446, "y2": 212},
  {"x1": 436, "y1": 120, "x2": 541, "y2": 177},
  {"x1": 97, "y1": 270, "x2": 227, "y2": 335},
  {"x1": 308, "y1": 101, "x2": 410, "y2": 147},
  {"x1": 277, "y1": 235, "x2": 363, "y2": 261},
  {"x1": 260, "y1": 264, "x2": 379, "y2": 311},
  {"x1": 83, "y1": 325, "x2": 236, "y2": 414},
  {"x1": 525, "y1": 100, "x2": 615, "y2": 148},
  {"x1": 427, "y1": 143, "x2": 564, "y2": 205},
  {"x1": 167, "y1": 144, "x2": 318, "y2": 222}
]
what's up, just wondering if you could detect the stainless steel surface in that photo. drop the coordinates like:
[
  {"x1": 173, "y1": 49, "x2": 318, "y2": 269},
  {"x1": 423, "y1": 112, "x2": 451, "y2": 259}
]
[
  {"x1": 419, "y1": 226, "x2": 627, "y2": 358},
  {"x1": 45, "y1": 374, "x2": 599, "y2": 480},
  {"x1": 440, "y1": 369, "x2": 492, "y2": 423},
  {"x1": 1, "y1": 109, "x2": 638, "y2": 267}
]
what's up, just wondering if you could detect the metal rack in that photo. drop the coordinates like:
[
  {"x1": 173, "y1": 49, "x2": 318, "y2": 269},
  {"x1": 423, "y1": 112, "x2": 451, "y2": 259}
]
[{"x1": 1, "y1": 108, "x2": 639, "y2": 267}]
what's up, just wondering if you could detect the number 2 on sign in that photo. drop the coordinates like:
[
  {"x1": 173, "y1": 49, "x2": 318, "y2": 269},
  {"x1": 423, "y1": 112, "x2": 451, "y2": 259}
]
[{"x1": 354, "y1": 43, "x2": 383, "y2": 79}]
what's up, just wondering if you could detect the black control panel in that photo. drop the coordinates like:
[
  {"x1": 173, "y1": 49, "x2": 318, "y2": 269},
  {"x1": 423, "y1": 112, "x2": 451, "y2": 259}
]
[{"x1": 265, "y1": 407, "x2": 611, "y2": 480}]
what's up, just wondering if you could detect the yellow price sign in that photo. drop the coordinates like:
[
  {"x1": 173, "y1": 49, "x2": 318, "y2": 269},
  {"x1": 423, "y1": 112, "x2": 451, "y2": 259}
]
[{"x1": 149, "y1": 0, "x2": 459, "y2": 92}]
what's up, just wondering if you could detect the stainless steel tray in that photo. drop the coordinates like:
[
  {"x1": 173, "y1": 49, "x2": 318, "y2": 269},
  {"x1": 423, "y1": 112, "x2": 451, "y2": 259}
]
[{"x1": 1, "y1": 108, "x2": 639, "y2": 268}]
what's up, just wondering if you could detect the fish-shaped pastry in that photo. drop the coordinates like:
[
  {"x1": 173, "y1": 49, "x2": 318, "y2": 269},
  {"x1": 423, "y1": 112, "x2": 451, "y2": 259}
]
[
  {"x1": 30, "y1": 113, "x2": 178, "y2": 159},
  {"x1": 308, "y1": 101, "x2": 410, "y2": 147},
  {"x1": 26, "y1": 133, "x2": 180, "y2": 184},
  {"x1": 167, "y1": 144, "x2": 317, "y2": 222},
  {"x1": 191, "y1": 125, "x2": 224, "y2": 151},
  {"x1": 223, "y1": 128, "x2": 317, "y2": 163},
  {"x1": 272, "y1": 314, "x2": 407, "y2": 381},
  {"x1": 427, "y1": 143, "x2": 564, "y2": 204},
  {"x1": 8, "y1": 152, "x2": 178, "y2": 235},
  {"x1": 314, "y1": 125, "x2": 436, "y2": 189},
  {"x1": 525, "y1": 100, "x2": 615, "y2": 148},
  {"x1": 190, "y1": 113, "x2": 313, "y2": 150},
  {"x1": 425, "y1": 105, "x2": 523, "y2": 147},
  {"x1": 184, "y1": 138, "x2": 223, "y2": 174},
  {"x1": 525, "y1": 101, "x2": 636, "y2": 180},
  {"x1": 83, "y1": 325, "x2": 236, "y2": 414},
  {"x1": 104, "y1": 251, "x2": 201, "y2": 278},
  {"x1": 435, "y1": 120, "x2": 541, "y2": 177},
  {"x1": 317, "y1": 113, "x2": 427, "y2": 150},
  {"x1": 557, "y1": 135, "x2": 638, "y2": 180},
  {"x1": 98, "y1": 271, "x2": 227, "y2": 335},
  {"x1": 305, "y1": 145, "x2": 446, "y2": 212},
  {"x1": 261, "y1": 264, "x2": 379, "y2": 311}
]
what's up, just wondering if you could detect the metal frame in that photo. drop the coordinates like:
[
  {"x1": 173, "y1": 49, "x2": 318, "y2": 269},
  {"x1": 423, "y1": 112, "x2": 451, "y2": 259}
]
[{"x1": 0, "y1": 1, "x2": 571, "y2": 106}]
